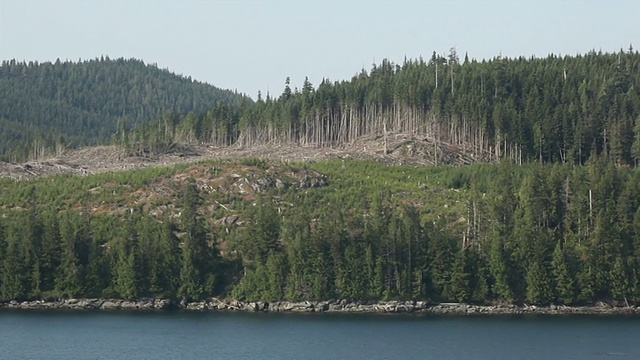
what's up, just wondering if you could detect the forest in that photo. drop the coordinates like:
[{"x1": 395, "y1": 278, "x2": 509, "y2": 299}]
[
  {"x1": 1, "y1": 49, "x2": 640, "y2": 306},
  {"x1": 120, "y1": 48, "x2": 640, "y2": 167},
  {"x1": 0, "y1": 57, "x2": 249, "y2": 161},
  {"x1": 0, "y1": 157, "x2": 639, "y2": 306}
]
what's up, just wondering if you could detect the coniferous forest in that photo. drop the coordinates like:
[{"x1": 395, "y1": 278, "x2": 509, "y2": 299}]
[
  {"x1": 1, "y1": 50, "x2": 640, "y2": 306},
  {"x1": 0, "y1": 57, "x2": 249, "y2": 161},
  {"x1": 121, "y1": 48, "x2": 640, "y2": 166},
  {"x1": 0, "y1": 158, "x2": 639, "y2": 305}
]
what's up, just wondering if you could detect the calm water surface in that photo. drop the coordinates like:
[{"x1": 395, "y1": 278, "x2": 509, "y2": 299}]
[{"x1": 0, "y1": 311, "x2": 638, "y2": 359}]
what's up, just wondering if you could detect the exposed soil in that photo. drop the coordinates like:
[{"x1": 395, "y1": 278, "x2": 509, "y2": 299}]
[{"x1": 0, "y1": 133, "x2": 494, "y2": 180}]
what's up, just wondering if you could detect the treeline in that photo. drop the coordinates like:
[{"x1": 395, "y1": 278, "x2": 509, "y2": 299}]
[
  {"x1": 0, "y1": 57, "x2": 249, "y2": 161},
  {"x1": 0, "y1": 159, "x2": 639, "y2": 305},
  {"x1": 125, "y1": 49, "x2": 640, "y2": 166}
]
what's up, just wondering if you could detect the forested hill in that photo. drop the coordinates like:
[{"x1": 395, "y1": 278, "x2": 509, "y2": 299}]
[
  {"x1": 130, "y1": 49, "x2": 640, "y2": 167},
  {"x1": 0, "y1": 57, "x2": 249, "y2": 161},
  {"x1": 1, "y1": 158, "x2": 640, "y2": 306},
  {"x1": 4, "y1": 50, "x2": 640, "y2": 166}
]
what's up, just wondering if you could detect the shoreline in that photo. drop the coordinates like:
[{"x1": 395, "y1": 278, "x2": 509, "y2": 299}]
[{"x1": 1, "y1": 298, "x2": 639, "y2": 315}]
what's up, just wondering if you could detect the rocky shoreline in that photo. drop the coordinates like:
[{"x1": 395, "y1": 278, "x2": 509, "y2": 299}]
[{"x1": 1, "y1": 298, "x2": 639, "y2": 315}]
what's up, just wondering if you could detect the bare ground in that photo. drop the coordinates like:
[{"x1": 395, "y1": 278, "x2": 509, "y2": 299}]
[{"x1": 0, "y1": 133, "x2": 493, "y2": 180}]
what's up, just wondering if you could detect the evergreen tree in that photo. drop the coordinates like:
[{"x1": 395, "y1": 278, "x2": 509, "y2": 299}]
[
  {"x1": 526, "y1": 258, "x2": 553, "y2": 305},
  {"x1": 265, "y1": 252, "x2": 287, "y2": 301},
  {"x1": 1, "y1": 219, "x2": 28, "y2": 300},
  {"x1": 632, "y1": 115, "x2": 640, "y2": 166},
  {"x1": 39, "y1": 210, "x2": 61, "y2": 295},
  {"x1": 551, "y1": 241, "x2": 575, "y2": 304},
  {"x1": 488, "y1": 235, "x2": 514, "y2": 302},
  {"x1": 177, "y1": 179, "x2": 214, "y2": 300},
  {"x1": 112, "y1": 246, "x2": 138, "y2": 299},
  {"x1": 609, "y1": 257, "x2": 630, "y2": 302},
  {"x1": 445, "y1": 247, "x2": 470, "y2": 302},
  {"x1": 149, "y1": 219, "x2": 179, "y2": 298},
  {"x1": 469, "y1": 251, "x2": 490, "y2": 304},
  {"x1": 55, "y1": 212, "x2": 83, "y2": 298}
]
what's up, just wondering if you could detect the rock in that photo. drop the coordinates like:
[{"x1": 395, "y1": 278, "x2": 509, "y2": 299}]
[
  {"x1": 154, "y1": 299, "x2": 172, "y2": 309},
  {"x1": 227, "y1": 299, "x2": 242, "y2": 311},
  {"x1": 245, "y1": 302, "x2": 259, "y2": 312},
  {"x1": 257, "y1": 177, "x2": 274, "y2": 188},
  {"x1": 100, "y1": 300, "x2": 122, "y2": 310},
  {"x1": 316, "y1": 301, "x2": 331, "y2": 312},
  {"x1": 291, "y1": 301, "x2": 315, "y2": 312},
  {"x1": 120, "y1": 301, "x2": 138, "y2": 309},
  {"x1": 3, "y1": 297, "x2": 638, "y2": 316},
  {"x1": 20, "y1": 301, "x2": 37, "y2": 309},
  {"x1": 279, "y1": 302, "x2": 297, "y2": 311},
  {"x1": 207, "y1": 298, "x2": 222, "y2": 310},
  {"x1": 77, "y1": 299, "x2": 98, "y2": 309},
  {"x1": 275, "y1": 179, "x2": 287, "y2": 190}
]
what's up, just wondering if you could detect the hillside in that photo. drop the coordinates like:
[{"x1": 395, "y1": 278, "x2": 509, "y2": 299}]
[
  {"x1": 3, "y1": 50, "x2": 639, "y2": 167},
  {"x1": 0, "y1": 57, "x2": 249, "y2": 161},
  {"x1": 116, "y1": 50, "x2": 640, "y2": 168},
  {"x1": 1, "y1": 50, "x2": 640, "y2": 307},
  {"x1": 0, "y1": 152, "x2": 639, "y2": 305},
  {"x1": 0, "y1": 130, "x2": 494, "y2": 180}
]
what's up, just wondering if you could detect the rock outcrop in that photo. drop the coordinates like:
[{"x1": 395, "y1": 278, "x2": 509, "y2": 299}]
[
  {"x1": 0, "y1": 298, "x2": 173, "y2": 310},
  {"x1": 1, "y1": 298, "x2": 639, "y2": 315}
]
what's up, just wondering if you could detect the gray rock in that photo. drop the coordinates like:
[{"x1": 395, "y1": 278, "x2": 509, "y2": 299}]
[
  {"x1": 275, "y1": 179, "x2": 287, "y2": 190},
  {"x1": 100, "y1": 300, "x2": 122, "y2": 310},
  {"x1": 315, "y1": 301, "x2": 330, "y2": 312}
]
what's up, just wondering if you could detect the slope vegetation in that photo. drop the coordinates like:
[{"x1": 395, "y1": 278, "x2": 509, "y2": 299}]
[{"x1": 0, "y1": 156, "x2": 639, "y2": 306}]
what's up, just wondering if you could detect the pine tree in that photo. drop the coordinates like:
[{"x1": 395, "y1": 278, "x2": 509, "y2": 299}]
[
  {"x1": 632, "y1": 115, "x2": 640, "y2": 166},
  {"x1": 113, "y1": 247, "x2": 138, "y2": 299},
  {"x1": 55, "y1": 213, "x2": 83, "y2": 298},
  {"x1": 609, "y1": 257, "x2": 630, "y2": 302},
  {"x1": 526, "y1": 259, "x2": 553, "y2": 305},
  {"x1": 177, "y1": 179, "x2": 206, "y2": 300},
  {"x1": 551, "y1": 241, "x2": 575, "y2": 304},
  {"x1": 469, "y1": 251, "x2": 490, "y2": 304},
  {"x1": 39, "y1": 210, "x2": 61, "y2": 295},
  {"x1": 265, "y1": 252, "x2": 287, "y2": 301},
  {"x1": 488, "y1": 236, "x2": 514, "y2": 302},
  {"x1": 149, "y1": 219, "x2": 179, "y2": 298},
  {"x1": 445, "y1": 248, "x2": 470, "y2": 302},
  {"x1": 178, "y1": 242, "x2": 201, "y2": 300},
  {"x1": 373, "y1": 257, "x2": 385, "y2": 299},
  {"x1": 1, "y1": 219, "x2": 27, "y2": 300}
]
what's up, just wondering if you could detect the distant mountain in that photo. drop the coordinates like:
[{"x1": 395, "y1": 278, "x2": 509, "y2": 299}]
[{"x1": 0, "y1": 57, "x2": 250, "y2": 161}]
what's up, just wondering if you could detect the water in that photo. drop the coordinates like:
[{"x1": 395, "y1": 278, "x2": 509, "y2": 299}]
[{"x1": 0, "y1": 311, "x2": 639, "y2": 359}]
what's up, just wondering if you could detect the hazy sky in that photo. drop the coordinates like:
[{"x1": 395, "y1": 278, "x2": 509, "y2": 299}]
[{"x1": 1, "y1": 0, "x2": 638, "y2": 98}]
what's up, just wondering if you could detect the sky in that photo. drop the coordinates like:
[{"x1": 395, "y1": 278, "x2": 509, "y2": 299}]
[{"x1": 1, "y1": 0, "x2": 638, "y2": 98}]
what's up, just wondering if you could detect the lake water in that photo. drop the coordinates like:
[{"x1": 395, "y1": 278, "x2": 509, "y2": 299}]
[{"x1": 0, "y1": 311, "x2": 638, "y2": 359}]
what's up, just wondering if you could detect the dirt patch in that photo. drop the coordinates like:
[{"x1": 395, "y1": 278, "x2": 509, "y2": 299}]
[{"x1": 0, "y1": 133, "x2": 494, "y2": 180}]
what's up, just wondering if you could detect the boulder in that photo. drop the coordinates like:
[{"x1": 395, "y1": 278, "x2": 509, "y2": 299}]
[{"x1": 100, "y1": 300, "x2": 122, "y2": 310}]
